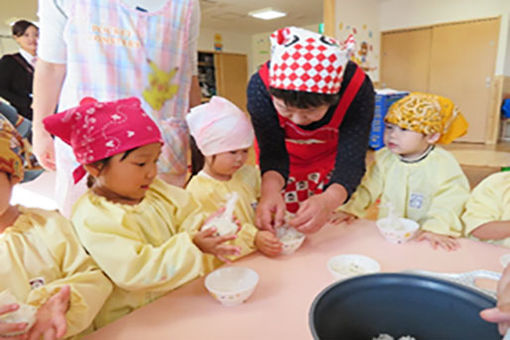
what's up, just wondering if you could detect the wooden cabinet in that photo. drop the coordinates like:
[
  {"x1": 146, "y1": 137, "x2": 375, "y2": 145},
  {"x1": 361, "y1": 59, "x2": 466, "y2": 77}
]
[
  {"x1": 198, "y1": 51, "x2": 248, "y2": 110},
  {"x1": 381, "y1": 17, "x2": 500, "y2": 143}
]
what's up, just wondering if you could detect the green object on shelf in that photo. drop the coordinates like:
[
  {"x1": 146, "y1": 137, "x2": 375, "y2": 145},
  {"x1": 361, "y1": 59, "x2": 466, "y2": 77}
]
[
  {"x1": 318, "y1": 23, "x2": 324, "y2": 34},
  {"x1": 501, "y1": 167, "x2": 510, "y2": 172}
]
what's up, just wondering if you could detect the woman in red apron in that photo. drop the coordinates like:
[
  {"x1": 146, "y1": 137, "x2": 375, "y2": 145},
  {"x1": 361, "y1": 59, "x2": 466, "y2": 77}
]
[{"x1": 247, "y1": 27, "x2": 375, "y2": 234}]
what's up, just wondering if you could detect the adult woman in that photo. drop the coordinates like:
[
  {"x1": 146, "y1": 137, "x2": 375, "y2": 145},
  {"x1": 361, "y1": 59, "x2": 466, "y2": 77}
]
[
  {"x1": 33, "y1": 0, "x2": 201, "y2": 215},
  {"x1": 0, "y1": 20, "x2": 38, "y2": 120},
  {"x1": 247, "y1": 27, "x2": 375, "y2": 234}
]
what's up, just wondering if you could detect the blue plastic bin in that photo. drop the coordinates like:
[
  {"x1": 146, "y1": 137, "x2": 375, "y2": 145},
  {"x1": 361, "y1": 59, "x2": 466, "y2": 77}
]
[
  {"x1": 502, "y1": 99, "x2": 510, "y2": 118},
  {"x1": 369, "y1": 90, "x2": 409, "y2": 150}
]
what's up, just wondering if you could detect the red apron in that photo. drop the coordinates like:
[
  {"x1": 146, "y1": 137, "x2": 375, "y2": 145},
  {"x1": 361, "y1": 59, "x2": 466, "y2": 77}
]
[{"x1": 257, "y1": 62, "x2": 366, "y2": 213}]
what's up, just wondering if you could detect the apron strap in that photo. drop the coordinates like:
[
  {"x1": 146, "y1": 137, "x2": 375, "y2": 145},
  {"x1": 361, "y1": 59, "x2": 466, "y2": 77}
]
[{"x1": 329, "y1": 65, "x2": 366, "y2": 126}]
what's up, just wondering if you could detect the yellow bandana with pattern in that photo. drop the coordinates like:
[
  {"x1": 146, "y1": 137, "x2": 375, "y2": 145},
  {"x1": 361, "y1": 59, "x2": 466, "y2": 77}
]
[
  {"x1": 0, "y1": 116, "x2": 24, "y2": 180},
  {"x1": 384, "y1": 92, "x2": 468, "y2": 144}
]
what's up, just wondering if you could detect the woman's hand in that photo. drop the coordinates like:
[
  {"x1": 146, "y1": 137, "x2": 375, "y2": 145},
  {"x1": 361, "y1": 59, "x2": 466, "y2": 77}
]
[
  {"x1": 480, "y1": 265, "x2": 510, "y2": 335},
  {"x1": 27, "y1": 285, "x2": 70, "y2": 340},
  {"x1": 290, "y1": 184, "x2": 347, "y2": 234},
  {"x1": 415, "y1": 231, "x2": 460, "y2": 251},
  {"x1": 256, "y1": 171, "x2": 287, "y2": 232},
  {"x1": 0, "y1": 303, "x2": 29, "y2": 339},
  {"x1": 255, "y1": 192, "x2": 286, "y2": 233},
  {"x1": 255, "y1": 231, "x2": 283, "y2": 257},
  {"x1": 32, "y1": 124, "x2": 55, "y2": 171}
]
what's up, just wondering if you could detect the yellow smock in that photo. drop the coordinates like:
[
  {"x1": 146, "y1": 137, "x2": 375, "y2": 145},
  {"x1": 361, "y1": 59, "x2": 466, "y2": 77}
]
[
  {"x1": 71, "y1": 178, "x2": 204, "y2": 328},
  {"x1": 186, "y1": 165, "x2": 260, "y2": 272},
  {"x1": 340, "y1": 147, "x2": 469, "y2": 237},
  {"x1": 462, "y1": 171, "x2": 510, "y2": 247},
  {"x1": 0, "y1": 206, "x2": 112, "y2": 339}
]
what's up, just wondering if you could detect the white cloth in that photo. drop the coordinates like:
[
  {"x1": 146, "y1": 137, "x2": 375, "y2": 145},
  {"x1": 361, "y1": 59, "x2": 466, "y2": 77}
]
[
  {"x1": 37, "y1": 0, "x2": 199, "y2": 75},
  {"x1": 18, "y1": 49, "x2": 36, "y2": 68}
]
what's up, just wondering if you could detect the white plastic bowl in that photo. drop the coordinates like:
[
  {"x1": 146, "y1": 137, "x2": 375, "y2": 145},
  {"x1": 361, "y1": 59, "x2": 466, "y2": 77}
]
[
  {"x1": 276, "y1": 227, "x2": 306, "y2": 255},
  {"x1": 327, "y1": 254, "x2": 381, "y2": 281},
  {"x1": 204, "y1": 267, "x2": 259, "y2": 306},
  {"x1": 376, "y1": 217, "x2": 420, "y2": 244}
]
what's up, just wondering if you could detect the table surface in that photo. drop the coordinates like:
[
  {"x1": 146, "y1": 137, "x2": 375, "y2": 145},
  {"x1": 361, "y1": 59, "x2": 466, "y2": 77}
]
[{"x1": 85, "y1": 220, "x2": 510, "y2": 340}]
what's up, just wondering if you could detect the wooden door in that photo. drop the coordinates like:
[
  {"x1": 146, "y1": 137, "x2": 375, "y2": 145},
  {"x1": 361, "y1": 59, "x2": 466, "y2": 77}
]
[
  {"x1": 380, "y1": 27, "x2": 432, "y2": 92},
  {"x1": 214, "y1": 53, "x2": 248, "y2": 111},
  {"x1": 429, "y1": 18, "x2": 500, "y2": 143}
]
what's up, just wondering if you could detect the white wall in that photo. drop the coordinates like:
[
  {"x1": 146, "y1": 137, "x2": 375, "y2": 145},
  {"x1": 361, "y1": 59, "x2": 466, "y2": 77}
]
[
  {"x1": 249, "y1": 23, "x2": 321, "y2": 76},
  {"x1": 333, "y1": 0, "x2": 380, "y2": 81},
  {"x1": 379, "y1": 0, "x2": 510, "y2": 76}
]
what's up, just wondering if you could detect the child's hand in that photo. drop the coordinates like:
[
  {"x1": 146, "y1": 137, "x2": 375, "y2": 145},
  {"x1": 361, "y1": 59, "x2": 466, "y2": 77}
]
[
  {"x1": 27, "y1": 285, "x2": 70, "y2": 340},
  {"x1": 255, "y1": 231, "x2": 283, "y2": 257},
  {"x1": 329, "y1": 211, "x2": 357, "y2": 225},
  {"x1": 193, "y1": 228, "x2": 241, "y2": 263},
  {"x1": 415, "y1": 231, "x2": 460, "y2": 251},
  {"x1": 0, "y1": 303, "x2": 29, "y2": 339}
]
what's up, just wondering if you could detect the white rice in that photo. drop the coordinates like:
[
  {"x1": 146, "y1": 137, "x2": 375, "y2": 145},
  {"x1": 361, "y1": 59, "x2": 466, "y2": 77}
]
[{"x1": 372, "y1": 334, "x2": 416, "y2": 340}]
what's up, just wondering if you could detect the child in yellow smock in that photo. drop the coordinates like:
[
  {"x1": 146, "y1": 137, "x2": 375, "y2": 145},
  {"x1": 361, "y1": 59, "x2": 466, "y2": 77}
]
[
  {"x1": 337, "y1": 92, "x2": 470, "y2": 251},
  {"x1": 462, "y1": 171, "x2": 510, "y2": 247},
  {"x1": 43, "y1": 97, "x2": 240, "y2": 329},
  {"x1": 0, "y1": 114, "x2": 112, "y2": 339},
  {"x1": 186, "y1": 96, "x2": 283, "y2": 271}
]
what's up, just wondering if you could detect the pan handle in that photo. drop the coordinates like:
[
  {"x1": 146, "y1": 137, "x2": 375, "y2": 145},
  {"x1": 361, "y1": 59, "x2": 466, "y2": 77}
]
[{"x1": 404, "y1": 269, "x2": 501, "y2": 298}]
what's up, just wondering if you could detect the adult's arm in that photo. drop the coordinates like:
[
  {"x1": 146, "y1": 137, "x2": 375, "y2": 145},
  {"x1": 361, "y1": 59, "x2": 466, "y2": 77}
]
[
  {"x1": 327, "y1": 63, "x2": 375, "y2": 202},
  {"x1": 32, "y1": 60, "x2": 66, "y2": 170},
  {"x1": 246, "y1": 71, "x2": 289, "y2": 182}
]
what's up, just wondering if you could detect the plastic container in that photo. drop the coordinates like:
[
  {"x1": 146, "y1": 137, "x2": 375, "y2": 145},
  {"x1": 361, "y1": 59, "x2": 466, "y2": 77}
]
[
  {"x1": 204, "y1": 267, "x2": 259, "y2": 306},
  {"x1": 376, "y1": 217, "x2": 420, "y2": 244},
  {"x1": 327, "y1": 254, "x2": 380, "y2": 281},
  {"x1": 276, "y1": 227, "x2": 305, "y2": 255}
]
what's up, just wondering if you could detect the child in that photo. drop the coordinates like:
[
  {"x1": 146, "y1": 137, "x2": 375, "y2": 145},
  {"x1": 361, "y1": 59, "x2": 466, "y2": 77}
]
[
  {"x1": 43, "y1": 97, "x2": 239, "y2": 328},
  {"x1": 337, "y1": 92, "x2": 470, "y2": 251},
  {"x1": 462, "y1": 171, "x2": 510, "y2": 246},
  {"x1": 0, "y1": 114, "x2": 112, "y2": 339},
  {"x1": 186, "y1": 96, "x2": 283, "y2": 270}
]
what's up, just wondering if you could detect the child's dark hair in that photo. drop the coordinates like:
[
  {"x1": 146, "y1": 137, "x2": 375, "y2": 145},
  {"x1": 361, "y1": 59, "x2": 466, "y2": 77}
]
[
  {"x1": 86, "y1": 148, "x2": 135, "y2": 188},
  {"x1": 188, "y1": 136, "x2": 216, "y2": 184},
  {"x1": 269, "y1": 87, "x2": 340, "y2": 109},
  {"x1": 12, "y1": 20, "x2": 38, "y2": 37}
]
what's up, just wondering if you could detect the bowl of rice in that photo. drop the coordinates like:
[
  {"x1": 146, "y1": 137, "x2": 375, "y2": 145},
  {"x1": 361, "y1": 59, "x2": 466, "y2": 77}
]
[
  {"x1": 376, "y1": 217, "x2": 419, "y2": 244},
  {"x1": 204, "y1": 266, "x2": 259, "y2": 307},
  {"x1": 276, "y1": 227, "x2": 305, "y2": 255},
  {"x1": 327, "y1": 254, "x2": 380, "y2": 281}
]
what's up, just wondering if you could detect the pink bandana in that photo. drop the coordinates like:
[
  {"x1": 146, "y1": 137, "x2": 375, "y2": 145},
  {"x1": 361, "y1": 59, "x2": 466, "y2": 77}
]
[
  {"x1": 186, "y1": 96, "x2": 254, "y2": 156},
  {"x1": 269, "y1": 26, "x2": 352, "y2": 94},
  {"x1": 43, "y1": 97, "x2": 163, "y2": 183}
]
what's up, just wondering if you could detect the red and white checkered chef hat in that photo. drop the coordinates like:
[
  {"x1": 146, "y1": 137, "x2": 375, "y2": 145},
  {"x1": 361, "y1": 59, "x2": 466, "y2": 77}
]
[{"x1": 269, "y1": 27, "x2": 353, "y2": 94}]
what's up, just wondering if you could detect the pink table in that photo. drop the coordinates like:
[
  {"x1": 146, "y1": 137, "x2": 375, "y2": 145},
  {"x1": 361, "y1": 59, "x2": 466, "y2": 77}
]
[{"x1": 85, "y1": 220, "x2": 510, "y2": 340}]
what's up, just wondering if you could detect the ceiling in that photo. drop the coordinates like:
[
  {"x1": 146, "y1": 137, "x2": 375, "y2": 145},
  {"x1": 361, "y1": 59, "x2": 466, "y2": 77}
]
[
  {"x1": 199, "y1": 0, "x2": 324, "y2": 35},
  {"x1": 0, "y1": 0, "x2": 323, "y2": 36}
]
